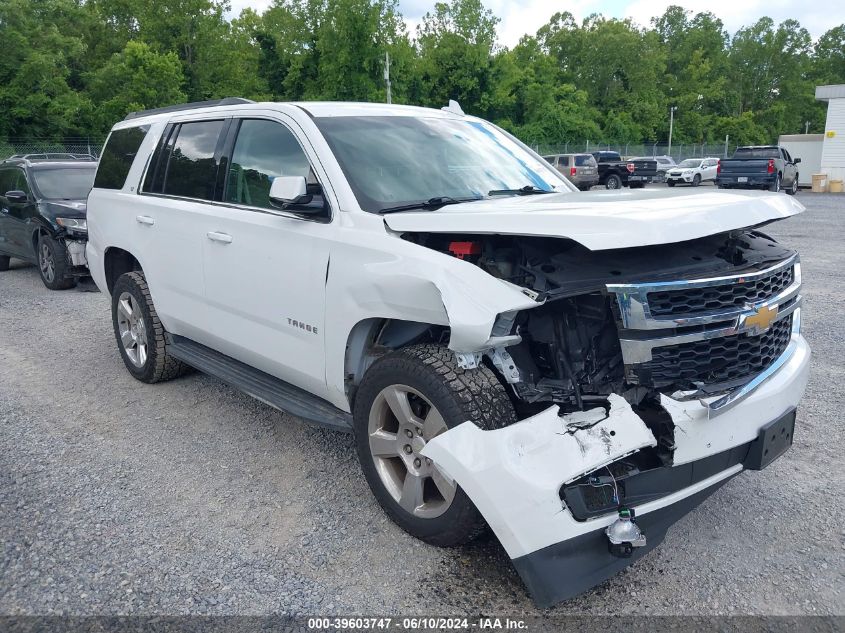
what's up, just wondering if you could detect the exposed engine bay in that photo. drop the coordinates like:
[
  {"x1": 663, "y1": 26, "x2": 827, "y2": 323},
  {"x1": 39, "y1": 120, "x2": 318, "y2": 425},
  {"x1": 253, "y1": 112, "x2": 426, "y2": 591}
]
[{"x1": 402, "y1": 227, "x2": 797, "y2": 470}]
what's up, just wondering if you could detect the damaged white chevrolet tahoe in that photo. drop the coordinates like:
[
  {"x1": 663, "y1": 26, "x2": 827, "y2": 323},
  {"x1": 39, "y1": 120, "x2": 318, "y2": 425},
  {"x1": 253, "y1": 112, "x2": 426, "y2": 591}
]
[{"x1": 86, "y1": 99, "x2": 810, "y2": 607}]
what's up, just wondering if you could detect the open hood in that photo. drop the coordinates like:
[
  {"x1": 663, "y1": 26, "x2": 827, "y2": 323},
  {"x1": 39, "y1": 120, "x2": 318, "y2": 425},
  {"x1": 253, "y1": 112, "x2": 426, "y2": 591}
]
[{"x1": 383, "y1": 189, "x2": 804, "y2": 251}]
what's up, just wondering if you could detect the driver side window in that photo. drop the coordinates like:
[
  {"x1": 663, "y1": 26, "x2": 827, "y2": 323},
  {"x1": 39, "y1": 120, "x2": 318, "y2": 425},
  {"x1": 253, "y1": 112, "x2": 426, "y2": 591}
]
[{"x1": 225, "y1": 119, "x2": 325, "y2": 215}]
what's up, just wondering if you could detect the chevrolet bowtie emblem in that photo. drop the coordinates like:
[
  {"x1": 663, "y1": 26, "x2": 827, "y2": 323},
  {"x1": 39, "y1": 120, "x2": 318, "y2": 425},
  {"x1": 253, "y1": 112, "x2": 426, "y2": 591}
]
[{"x1": 743, "y1": 304, "x2": 779, "y2": 334}]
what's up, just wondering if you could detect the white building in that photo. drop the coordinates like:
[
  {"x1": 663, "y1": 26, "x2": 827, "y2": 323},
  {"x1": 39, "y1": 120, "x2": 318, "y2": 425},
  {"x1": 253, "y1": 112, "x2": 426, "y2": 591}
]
[{"x1": 816, "y1": 84, "x2": 845, "y2": 183}]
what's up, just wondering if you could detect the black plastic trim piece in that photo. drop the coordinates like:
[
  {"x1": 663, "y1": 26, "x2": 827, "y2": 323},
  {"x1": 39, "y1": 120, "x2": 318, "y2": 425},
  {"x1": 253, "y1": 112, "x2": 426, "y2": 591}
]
[
  {"x1": 124, "y1": 98, "x2": 255, "y2": 120},
  {"x1": 167, "y1": 335, "x2": 353, "y2": 432},
  {"x1": 513, "y1": 476, "x2": 733, "y2": 608}
]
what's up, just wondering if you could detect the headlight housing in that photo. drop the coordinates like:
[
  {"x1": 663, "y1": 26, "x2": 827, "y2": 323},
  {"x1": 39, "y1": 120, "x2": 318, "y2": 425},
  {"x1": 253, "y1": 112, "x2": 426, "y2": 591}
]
[{"x1": 56, "y1": 217, "x2": 87, "y2": 233}]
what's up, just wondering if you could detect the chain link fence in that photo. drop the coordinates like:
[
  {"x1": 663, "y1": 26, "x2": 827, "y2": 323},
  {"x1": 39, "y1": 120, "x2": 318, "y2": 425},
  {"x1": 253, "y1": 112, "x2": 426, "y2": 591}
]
[
  {"x1": 534, "y1": 141, "x2": 738, "y2": 162},
  {"x1": 0, "y1": 138, "x2": 105, "y2": 161}
]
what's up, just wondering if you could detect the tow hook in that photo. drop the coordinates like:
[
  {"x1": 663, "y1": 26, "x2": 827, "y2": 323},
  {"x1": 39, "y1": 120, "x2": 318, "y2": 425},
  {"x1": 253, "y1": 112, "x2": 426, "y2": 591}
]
[{"x1": 605, "y1": 507, "x2": 646, "y2": 558}]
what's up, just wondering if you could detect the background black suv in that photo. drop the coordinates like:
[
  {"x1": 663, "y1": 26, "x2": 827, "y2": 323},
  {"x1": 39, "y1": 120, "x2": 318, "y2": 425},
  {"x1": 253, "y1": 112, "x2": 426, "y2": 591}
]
[{"x1": 0, "y1": 154, "x2": 97, "y2": 289}]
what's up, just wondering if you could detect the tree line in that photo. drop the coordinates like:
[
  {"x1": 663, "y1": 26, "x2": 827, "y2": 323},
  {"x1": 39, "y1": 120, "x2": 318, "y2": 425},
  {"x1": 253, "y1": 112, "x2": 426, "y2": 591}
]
[{"x1": 1, "y1": 0, "x2": 843, "y2": 147}]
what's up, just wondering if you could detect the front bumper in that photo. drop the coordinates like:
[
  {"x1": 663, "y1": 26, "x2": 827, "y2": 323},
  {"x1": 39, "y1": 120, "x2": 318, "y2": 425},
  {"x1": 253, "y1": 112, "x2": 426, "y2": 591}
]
[{"x1": 422, "y1": 335, "x2": 810, "y2": 607}]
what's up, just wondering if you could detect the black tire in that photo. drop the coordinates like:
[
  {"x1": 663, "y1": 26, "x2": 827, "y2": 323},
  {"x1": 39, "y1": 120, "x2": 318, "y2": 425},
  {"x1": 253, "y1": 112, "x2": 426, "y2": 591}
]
[
  {"x1": 0, "y1": 255, "x2": 10, "y2": 271},
  {"x1": 667, "y1": 180, "x2": 676, "y2": 187},
  {"x1": 111, "y1": 271, "x2": 188, "y2": 383},
  {"x1": 37, "y1": 233, "x2": 75, "y2": 290},
  {"x1": 605, "y1": 174, "x2": 622, "y2": 190},
  {"x1": 692, "y1": 174, "x2": 701, "y2": 187},
  {"x1": 629, "y1": 182, "x2": 645, "y2": 189},
  {"x1": 786, "y1": 175, "x2": 798, "y2": 195},
  {"x1": 770, "y1": 174, "x2": 781, "y2": 192},
  {"x1": 353, "y1": 344, "x2": 516, "y2": 547}
]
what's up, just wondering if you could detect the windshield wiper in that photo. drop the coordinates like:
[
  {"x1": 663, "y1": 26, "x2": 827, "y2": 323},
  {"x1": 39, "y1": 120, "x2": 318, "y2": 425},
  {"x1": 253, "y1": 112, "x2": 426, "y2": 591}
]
[
  {"x1": 377, "y1": 196, "x2": 480, "y2": 214},
  {"x1": 488, "y1": 185, "x2": 553, "y2": 196}
]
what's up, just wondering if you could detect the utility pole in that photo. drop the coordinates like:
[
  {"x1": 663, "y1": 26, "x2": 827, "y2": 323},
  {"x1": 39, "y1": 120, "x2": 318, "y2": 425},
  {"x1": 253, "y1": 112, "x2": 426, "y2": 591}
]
[
  {"x1": 668, "y1": 106, "x2": 677, "y2": 158},
  {"x1": 384, "y1": 52, "x2": 392, "y2": 105}
]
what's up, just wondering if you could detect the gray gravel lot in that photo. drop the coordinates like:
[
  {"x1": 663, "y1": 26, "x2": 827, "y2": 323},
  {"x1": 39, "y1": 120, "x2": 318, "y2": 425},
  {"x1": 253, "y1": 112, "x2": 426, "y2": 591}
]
[{"x1": 1, "y1": 191, "x2": 843, "y2": 617}]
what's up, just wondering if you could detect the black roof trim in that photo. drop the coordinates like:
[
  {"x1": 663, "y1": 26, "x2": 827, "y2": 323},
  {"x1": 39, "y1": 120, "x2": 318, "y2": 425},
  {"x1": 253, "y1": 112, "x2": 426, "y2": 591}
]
[{"x1": 124, "y1": 98, "x2": 255, "y2": 121}]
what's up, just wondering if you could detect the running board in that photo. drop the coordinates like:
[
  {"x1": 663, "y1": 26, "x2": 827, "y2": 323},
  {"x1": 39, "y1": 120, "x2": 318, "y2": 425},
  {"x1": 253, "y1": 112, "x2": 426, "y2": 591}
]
[{"x1": 167, "y1": 335, "x2": 353, "y2": 433}]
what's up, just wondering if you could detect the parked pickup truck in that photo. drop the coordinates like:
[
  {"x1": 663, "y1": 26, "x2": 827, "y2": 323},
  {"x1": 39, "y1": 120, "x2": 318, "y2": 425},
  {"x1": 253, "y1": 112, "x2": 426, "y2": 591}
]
[
  {"x1": 716, "y1": 145, "x2": 800, "y2": 194},
  {"x1": 591, "y1": 151, "x2": 657, "y2": 189},
  {"x1": 87, "y1": 99, "x2": 809, "y2": 608}
]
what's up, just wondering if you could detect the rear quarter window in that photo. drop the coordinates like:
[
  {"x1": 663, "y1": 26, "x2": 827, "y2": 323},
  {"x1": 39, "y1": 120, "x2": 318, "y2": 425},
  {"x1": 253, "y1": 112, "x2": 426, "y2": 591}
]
[{"x1": 94, "y1": 126, "x2": 150, "y2": 190}]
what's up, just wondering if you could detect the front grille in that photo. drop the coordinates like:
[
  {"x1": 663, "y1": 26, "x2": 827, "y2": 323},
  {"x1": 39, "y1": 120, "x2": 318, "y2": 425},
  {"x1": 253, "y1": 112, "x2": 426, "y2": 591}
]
[
  {"x1": 648, "y1": 265, "x2": 794, "y2": 317},
  {"x1": 636, "y1": 315, "x2": 793, "y2": 387}
]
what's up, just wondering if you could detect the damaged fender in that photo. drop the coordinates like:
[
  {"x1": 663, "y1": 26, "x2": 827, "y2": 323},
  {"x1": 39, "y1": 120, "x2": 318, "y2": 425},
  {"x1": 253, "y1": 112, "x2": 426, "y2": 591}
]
[{"x1": 420, "y1": 394, "x2": 656, "y2": 558}]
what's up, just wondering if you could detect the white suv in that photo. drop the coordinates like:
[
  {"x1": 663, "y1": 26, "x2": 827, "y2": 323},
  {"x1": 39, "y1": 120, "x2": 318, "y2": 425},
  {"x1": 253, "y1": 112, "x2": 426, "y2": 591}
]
[
  {"x1": 666, "y1": 157, "x2": 720, "y2": 186},
  {"x1": 87, "y1": 99, "x2": 810, "y2": 607}
]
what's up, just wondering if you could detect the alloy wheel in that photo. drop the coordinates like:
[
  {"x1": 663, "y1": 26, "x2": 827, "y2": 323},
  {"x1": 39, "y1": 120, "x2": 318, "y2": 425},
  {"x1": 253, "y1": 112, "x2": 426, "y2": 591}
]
[
  {"x1": 367, "y1": 384, "x2": 456, "y2": 519},
  {"x1": 39, "y1": 243, "x2": 55, "y2": 283},
  {"x1": 116, "y1": 292, "x2": 148, "y2": 368}
]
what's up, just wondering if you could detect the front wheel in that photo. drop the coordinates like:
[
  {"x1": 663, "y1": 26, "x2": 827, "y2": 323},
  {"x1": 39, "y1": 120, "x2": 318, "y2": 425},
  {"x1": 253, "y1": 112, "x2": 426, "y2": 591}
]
[
  {"x1": 111, "y1": 271, "x2": 188, "y2": 383},
  {"x1": 667, "y1": 180, "x2": 676, "y2": 187},
  {"x1": 353, "y1": 344, "x2": 516, "y2": 547},
  {"x1": 37, "y1": 233, "x2": 75, "y2": 290},
  {"x1": 0, "y1": 255, "x2": 10, "y2": 271},
  {"x1": 605, "y1": 174, "x2": 622, "y2": 190},
  {"x1": 692, "y1": 174, "x2": 701, "y2": 187}
]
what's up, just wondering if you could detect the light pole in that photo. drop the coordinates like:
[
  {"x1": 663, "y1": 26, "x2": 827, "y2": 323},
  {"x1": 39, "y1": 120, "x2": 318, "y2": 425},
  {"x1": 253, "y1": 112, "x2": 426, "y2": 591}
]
[{"x1": 668, "y1": 106, "x2": 677, "y2": 158}]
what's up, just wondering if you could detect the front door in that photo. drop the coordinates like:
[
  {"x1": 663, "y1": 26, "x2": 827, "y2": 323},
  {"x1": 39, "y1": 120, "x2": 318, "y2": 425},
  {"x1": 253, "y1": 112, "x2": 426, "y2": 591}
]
[
  {"x1": 200, "y1": 116, "x2": 331, "y2": 397},
  {"x1": 0, "y1": 167, "x2": 36, "y2": 258}
]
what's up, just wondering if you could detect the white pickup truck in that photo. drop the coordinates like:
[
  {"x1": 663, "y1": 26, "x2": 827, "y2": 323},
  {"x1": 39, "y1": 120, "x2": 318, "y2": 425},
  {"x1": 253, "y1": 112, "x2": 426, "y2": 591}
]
[{"x1": 86, "y1": 98, "x2": 810, "y2": 607}]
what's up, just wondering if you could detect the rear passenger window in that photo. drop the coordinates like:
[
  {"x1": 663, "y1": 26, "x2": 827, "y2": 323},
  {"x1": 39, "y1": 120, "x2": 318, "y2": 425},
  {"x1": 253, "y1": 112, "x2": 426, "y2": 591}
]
[
  {"x1": 225, "y1": 119, "x2": 313, "y2": 210},
  {"x1": 161, "y1": 120, "x2": 225, "y2": 200},
  {"x1": 559, "y1": 156, "x2": 570, "y2": 166},
  {"x1": 94, "y1": 125, "x2": 149, "y2": 190}
]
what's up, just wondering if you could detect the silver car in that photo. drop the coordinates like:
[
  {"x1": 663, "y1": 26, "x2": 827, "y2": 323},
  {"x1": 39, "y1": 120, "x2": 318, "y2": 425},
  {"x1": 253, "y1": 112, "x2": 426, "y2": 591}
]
[{"x1": 543, "y1": 153, "x2": 599, "y2": 191}]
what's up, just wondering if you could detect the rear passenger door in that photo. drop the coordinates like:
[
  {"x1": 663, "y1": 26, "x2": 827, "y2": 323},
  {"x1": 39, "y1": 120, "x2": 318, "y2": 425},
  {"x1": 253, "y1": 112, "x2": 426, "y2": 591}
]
[
  {"x1": 136, "y1": 119, "x2": 229, "y2": 339},
  {"x1": 198, "y1": 116, "x2": 331, "y2": 396}
]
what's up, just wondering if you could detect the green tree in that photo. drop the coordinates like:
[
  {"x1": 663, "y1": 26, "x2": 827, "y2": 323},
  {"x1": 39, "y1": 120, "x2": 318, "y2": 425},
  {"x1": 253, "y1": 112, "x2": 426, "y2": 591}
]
[{"x1": 87, "y1": 40, "x2": 186, "y2": 132}]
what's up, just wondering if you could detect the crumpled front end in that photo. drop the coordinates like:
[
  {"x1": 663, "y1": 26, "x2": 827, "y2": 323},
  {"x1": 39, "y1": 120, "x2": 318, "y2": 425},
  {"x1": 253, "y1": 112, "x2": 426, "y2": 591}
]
[{"x1": 422, "y1": 334, "x2": 809, "y2": 607}]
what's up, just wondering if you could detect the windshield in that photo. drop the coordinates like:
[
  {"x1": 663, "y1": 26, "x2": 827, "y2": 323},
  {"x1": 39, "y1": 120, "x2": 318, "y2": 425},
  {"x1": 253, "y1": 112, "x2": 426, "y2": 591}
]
[
  {"x1": 678, "y1": 159, "x2": 702, "y2": 168},
  {"x1": 33, "y1": 167, "x2": 97, "y2": 199},
  {"x1": 313, "y1": 116, "x2": 566, "y2": 212}
]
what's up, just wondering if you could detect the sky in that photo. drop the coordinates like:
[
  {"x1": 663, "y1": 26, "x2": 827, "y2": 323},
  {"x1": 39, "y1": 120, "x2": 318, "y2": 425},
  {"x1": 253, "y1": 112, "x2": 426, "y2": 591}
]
[{"x1": 229, "y1": 0, "x2": 842, "y2": 48}]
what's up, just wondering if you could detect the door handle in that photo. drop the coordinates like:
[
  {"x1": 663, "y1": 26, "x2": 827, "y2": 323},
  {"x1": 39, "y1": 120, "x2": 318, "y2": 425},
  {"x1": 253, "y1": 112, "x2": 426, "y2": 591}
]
[
  {"x1": 206, "y1": 231, "x2": 232, "y2": 244},
  {"x1": 136, "y1": 215, "x2": 155, "y2": 226}
]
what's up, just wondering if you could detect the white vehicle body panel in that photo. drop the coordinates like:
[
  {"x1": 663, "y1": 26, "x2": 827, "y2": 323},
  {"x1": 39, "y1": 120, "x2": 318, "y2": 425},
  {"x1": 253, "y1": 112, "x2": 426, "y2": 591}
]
[
  {"x1": 382, "y1": 188, "x2": 803, "y2": 250},
  {"x1": 423, "y1": 335, "x2": 810, "y2": 558}
]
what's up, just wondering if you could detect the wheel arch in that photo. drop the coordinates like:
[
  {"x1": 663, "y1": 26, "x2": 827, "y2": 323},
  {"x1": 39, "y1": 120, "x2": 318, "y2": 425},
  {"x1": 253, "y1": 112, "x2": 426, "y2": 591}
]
[
  {"x1": 344, "y1": 317, "x2": 448, "y2": 408},
  {"x1": 104, "y1": 247, "x2": 142, "y2": 295}
]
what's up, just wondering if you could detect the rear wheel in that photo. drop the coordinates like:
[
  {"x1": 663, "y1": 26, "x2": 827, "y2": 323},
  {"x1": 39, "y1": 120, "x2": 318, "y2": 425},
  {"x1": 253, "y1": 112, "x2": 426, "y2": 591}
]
[
  {"x1": 786, "y1": 176, "x2": 798, "y2": 195},
  {"x1": 769, "y1": 174, "x2": 781, "y2": 192},
  {"x1": 605, "y1": 174, "x2": 622, "y2": 190},
  {"x1": 111, "y1": 271, "x2": 188, "y2": 383},
  {"x1": 0, "y1": 255, "x2": 9, "y2": 271},
  {"x1": 37, "y1": 233, "x2": 75, "y2": 290},
  {"x1": 353, "y1": 344, "x2": 516, "y2": 547}
]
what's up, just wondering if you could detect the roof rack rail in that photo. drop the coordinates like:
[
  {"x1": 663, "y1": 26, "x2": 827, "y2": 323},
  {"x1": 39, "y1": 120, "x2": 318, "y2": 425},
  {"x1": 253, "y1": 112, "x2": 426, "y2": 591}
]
[
  {"x1": 5, "y1": 153, "x2": 97, "y2": 161},
  {"x1": 124, "y1": 97, "x2": 256, "y2": 121}
]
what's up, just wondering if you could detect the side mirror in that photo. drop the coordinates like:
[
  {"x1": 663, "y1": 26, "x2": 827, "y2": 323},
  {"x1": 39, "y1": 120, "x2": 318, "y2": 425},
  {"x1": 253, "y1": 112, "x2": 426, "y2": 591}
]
[
  {"x1": 4, "y1": 190, "x2": 28, "y2": 204},
  {"x1": 794, "y1": 158, "x2": 801, "y2": 164},
  {"x1": 269, "y1": 176, "x2": 309, "y2": 206}
]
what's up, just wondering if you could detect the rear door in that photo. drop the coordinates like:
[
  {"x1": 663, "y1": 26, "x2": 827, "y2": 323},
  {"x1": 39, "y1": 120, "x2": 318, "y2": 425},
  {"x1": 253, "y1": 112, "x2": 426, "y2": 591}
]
[
  {"x1": 701, "y1": 159, "x2": 718, "y2": 181},
  {"x1": 199, "y1": 115, "x2": 332, "y2": 396},
  {"x1": 135, "y1": 118, "x2": 229, "y2": 339}
]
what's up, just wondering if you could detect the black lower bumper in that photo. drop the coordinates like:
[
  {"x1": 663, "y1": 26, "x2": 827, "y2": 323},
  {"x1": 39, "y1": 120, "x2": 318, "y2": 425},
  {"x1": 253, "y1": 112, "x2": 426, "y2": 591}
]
[{"x1": 512, "y1": 477, "x2": 733, "y2": 608}]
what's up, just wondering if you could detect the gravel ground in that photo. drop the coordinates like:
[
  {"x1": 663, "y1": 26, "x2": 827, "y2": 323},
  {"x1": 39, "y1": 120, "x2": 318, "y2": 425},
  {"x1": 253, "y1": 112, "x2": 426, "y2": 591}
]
[{"x1": 1, "y1": 191, "x2": 843, "y2": 617}]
